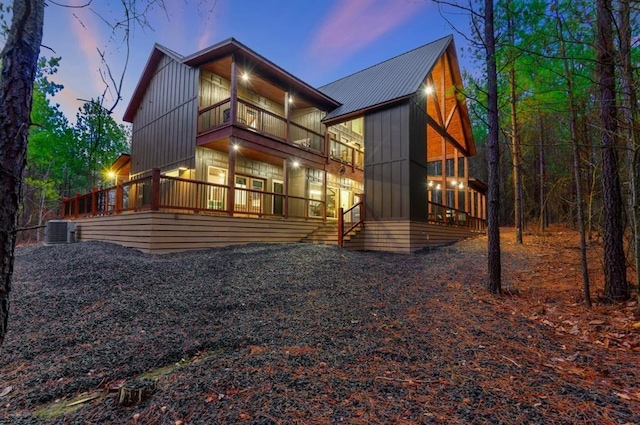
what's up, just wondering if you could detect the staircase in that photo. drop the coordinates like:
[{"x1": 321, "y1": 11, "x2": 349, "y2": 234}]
[{"x1": 300, "y1": 221, "x2": 363, "y2": 247}]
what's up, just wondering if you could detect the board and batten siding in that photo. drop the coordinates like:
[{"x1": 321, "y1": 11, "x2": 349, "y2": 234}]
[
  {"x1": 364, "y1": 103, "x2": 408, "y2": 220},
  {"x1": 130, "y1": 54, "x2": 199, "y2": 176}
]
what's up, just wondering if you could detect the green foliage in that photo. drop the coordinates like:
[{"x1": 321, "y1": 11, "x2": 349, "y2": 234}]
[{"x1": 23, "y1": 57, "x2": 130, "y2": 227}]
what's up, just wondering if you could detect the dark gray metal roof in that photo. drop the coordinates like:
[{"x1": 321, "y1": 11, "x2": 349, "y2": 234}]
[{"x1": 319, "y1": 35, "x2": 452, "y2": 121}]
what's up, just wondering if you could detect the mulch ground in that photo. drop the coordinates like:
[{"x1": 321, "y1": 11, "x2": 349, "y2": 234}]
[{"x1": 1, "y1": 226, "x2": 639, "y2": 424}]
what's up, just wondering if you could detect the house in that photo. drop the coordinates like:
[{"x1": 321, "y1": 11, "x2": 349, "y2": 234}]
[{"x1": 61, "y1": 35, "x2": 486, "y2": 253}]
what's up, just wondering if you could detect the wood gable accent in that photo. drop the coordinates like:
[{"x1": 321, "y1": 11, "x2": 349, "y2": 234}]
[{"x1": 425, "y1": 42, "x2": 476, "y2": 159}]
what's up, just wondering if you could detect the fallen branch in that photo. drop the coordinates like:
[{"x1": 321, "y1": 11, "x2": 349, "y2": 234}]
[{"x1": 501, "y1": 355, "x2": 522, "y2": 368}]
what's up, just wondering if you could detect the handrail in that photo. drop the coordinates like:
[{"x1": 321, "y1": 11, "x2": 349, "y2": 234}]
[
  {"x1": 198, "y1": 98, "x2": 231, "y2": 115},
  {"x1": 426, "y1": 200, "x2": 485, "y2": 230},
  {"x1": 338, "y1": 195, "x2": 365, "y2": 247}
]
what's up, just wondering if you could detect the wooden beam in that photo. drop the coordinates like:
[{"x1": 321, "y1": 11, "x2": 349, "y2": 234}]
[{"x1": 426, "y1": 114, "x2": 468, "y2": 155}]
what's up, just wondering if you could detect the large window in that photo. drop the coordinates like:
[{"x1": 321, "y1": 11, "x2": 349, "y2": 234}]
[
  {"x1": 427, "y1": 161, "x2": 442, "y2": 176},
  {"x1": 446, "y1": 159, "x2": 455, "y2": 177}
]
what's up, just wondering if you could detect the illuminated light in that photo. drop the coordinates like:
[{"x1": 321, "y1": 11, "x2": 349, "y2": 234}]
[
  {"x1": 178, "y1": 166, "x2": 188, "y2": 171},
  {"x1": 232, "y1": 144, "x2": 240, "y2": 151},
  {"x1": 459, "y1": 182, "x2": 464, "y2": 189},
  {"x1": 288, "y1": 96, "x2": 293, "y2": 103},
  {"x1": 424, "y1": 85, "x2": 434, "y2": 95},
  {"x1": 107, "y1": 171, "x2": 116, "y2": 180},
  {"x1": 292, "y1": 160, "x2": 300, "y2": 168},
  {"x1": 428, "y1": 180, "x2": 434, "y2": 187},
  {"x1": 451, "y1": 180, "x2": 457, "y2": 186},
  {"x1": 241, "y1": 72, "x2": 249, "y2": 81},
  {"x1": 219, "y1": 172, "x2": 226, "y2": 177},
  {"x1": 436, "y1": 184, "x2": 441, "y2": 190}
]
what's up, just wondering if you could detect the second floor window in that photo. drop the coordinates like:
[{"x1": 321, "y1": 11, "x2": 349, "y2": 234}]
[{"x1": 427, "y1": 161, "x2": 441, "y2": 176}]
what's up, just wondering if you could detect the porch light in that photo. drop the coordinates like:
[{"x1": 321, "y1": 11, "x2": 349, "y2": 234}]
[
  {"x1": 459, "y1": 182, "x2": 464, "y2": 189},
  {"x1": 107, "y1": 170, "x2": 116, "y2": 180},
  {"x1": 232, "y1": 144, "x2": 240, "y2": 151},
  {"x1": 428, "y1": 180, "x2": 434, "y2": 187},
  {"x1": 241, "y1": 72, "x2": 249, "y2": 81},
  {"x1": 288, "y1": 95, "x2": 293, "y2": 103},
  {"x1": 424, "y1": 85, "x2": 434, "y2": 95},
  {"x1": 436, "y1": 183, "x2": 441, "y2": 190},
  {"x1": 292, "y1": 160, "x2": 300, "y2": 168},
  {"x1": 450, "y1": 180, "x2": 457, "y2": 187}
]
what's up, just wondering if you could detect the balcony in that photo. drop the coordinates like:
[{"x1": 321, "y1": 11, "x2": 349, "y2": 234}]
[
  {"x1": 197, "y1": 97, "x2": 325, "y2": 154},
  {"x1": 329, "y1": 136, "x2": 364, "y2": 170}
]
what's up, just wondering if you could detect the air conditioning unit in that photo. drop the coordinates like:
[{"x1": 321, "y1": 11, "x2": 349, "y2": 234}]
[{"x1": 44, "y1": 220, "x2": 77, "y2": 245}]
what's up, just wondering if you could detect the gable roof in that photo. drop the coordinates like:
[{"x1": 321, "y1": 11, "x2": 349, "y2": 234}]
[
  {"x1": 319, "y1": 35, "x2": 452, "y2": 122},
  {"x1": 123, "y1": 39, "x2": 340, "y2": 123}
]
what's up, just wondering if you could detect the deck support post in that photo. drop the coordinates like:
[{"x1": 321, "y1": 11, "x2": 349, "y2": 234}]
[
  {"x1": 338, "y1": 207, "x2": 344, "y2": 247},
  {"x1": 227, "y1": 140, "x2": 236, "y2": 216},
  {"x1": 283, "y1": 158, "x2": 289, "y2": 219},
  {"x1": 116, "y1": 185, "x2": 124, "y2": 214},
  {"x1": 91, "y1": 187, "x2": 98, "y2": 217},
  {"x1": 151, "y1": 168, "x2": 160, "y2": 211}
]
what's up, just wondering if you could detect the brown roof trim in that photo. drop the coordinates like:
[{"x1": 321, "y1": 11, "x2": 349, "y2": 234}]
[
  {"x1": 184, "y1": 38, "x2": 341, "y2": 109},
  {"x1": 468, "y1": 178, "x2": 488, "y2": 193},
  {"x1": 110, "y1": 153, "x2": 131, "y2": 172},
  {"x1": 445, "y1": 40, "x2": 476, "y2": 157}
]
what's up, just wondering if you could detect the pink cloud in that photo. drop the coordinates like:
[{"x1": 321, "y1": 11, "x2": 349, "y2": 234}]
[
  {"x1": 68, "y1": 7, "x2": 105, "y2": 95},
  {"x1": 308, "y1": 0, "x2": 426, "y2": 67}
]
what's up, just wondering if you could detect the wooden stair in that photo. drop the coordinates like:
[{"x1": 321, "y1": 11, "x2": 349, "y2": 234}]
[{"x1": 300, "y1": 221, "x2": 363, "y2": 246}]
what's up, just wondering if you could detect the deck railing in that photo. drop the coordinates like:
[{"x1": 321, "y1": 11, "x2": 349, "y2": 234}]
[
  {"x1": 338, "y1": 195, "x2": 365, "y2": 247},
  {"x1": 330, "y1": 137, "x2": 364, "y2": 170},
  {"x1": 197, "y1": 97, "x2": 326, "y2": 155},
  {"x1": 427, "y1": 201, "x2": 486, "y2": 231},
  {"x1": 62, "y1": 169, "x2": 324, "y2": 221}
]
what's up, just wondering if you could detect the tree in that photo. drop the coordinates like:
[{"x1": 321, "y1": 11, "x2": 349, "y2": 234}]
[
  {"x1": 596, "y1": 0, "x2": 629, "y2": 302},
  {"x1": 0, "y1": 0, "x2": 45, "y2": 346},
  {"x1": 484, "y1": 0, "x2": 502, "y2": 293}
]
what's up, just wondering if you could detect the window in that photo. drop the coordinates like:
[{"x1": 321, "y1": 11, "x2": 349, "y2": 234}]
[
  {"x1": 446, "y1": 159, "x2": 455, "y2": 177},
  {"x1": 351, "y1": 117, "x2": 364, "y2": 135},
  {"x1": 446, "y1": 189, "x2": 455, "y2": 208},
  {"x1": 458, "y1": 157, "x2": 465, "y2": 177},
  {"x1": 430, "y1": 188, "x2": 442, "y2": 205},
  {"x1": 427, "y1": 161, "x2": 441, "y2": 176},
  {"x1": 458, "y1": 189, "x2": 466, "y2": 211}
]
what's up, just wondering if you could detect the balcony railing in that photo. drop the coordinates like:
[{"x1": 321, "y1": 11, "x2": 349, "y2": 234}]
[
  {"x1": 330, "y1": 137, "x2": 364, "y2": 170},
  {"x1": 197, "y1": 97, "x2": 326, "y2": 155},
  {"x1": 427, "y1": 201, "x2": 486, "y2": 231},
  {"x1": 62, "y1": 169, "x2": 324, "y2": 221}
]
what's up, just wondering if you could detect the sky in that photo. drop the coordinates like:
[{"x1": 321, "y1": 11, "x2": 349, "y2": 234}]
[{"x1": 39, "y1": 0, "x2": 474, "y2": 125}]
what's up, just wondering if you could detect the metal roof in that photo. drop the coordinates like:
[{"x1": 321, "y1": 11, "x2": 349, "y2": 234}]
[{"x1": 319, "y1": 35, "x2": 452, "y2": 122}]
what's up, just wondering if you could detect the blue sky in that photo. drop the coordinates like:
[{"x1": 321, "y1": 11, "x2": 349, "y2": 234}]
[{"x1": 40, "y1": 0, "x2": 473, "y2": 124}]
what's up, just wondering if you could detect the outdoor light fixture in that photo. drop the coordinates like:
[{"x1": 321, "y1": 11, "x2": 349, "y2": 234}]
[
  {"x1": 451, "y1": 180, "x2": 457, "y2": 186},
  {"x1": 459, "y1": 182, "x2": 464, "y2": 189},
  {"x1": 424, "y1": 85, "x2": 434, "y2": 95},
  {"x1": 436, "y1": 183, "x2": 441, "y2": 190},
  {"x1": 292, "y1": 160, "x2": 300, "y2": 168},
  {"x1": 428, "y1": 180, "x2": 434, "y2": 187},
  {"x1": 288, "y1": 96, "x2": 293, "y2": 103},
  {"x1": 242, "y1": 72, "x2": 249, "y2": 81},
  {"x1": 232, "y1": 144, "x2": 240, "y2": 151},
  {"x1": 107, "y1": 170, "x2": 116, "y2": 180}
]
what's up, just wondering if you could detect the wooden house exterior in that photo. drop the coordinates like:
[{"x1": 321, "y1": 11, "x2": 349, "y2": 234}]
[{"x1": 62, "y1": 36, "x2": 486, "y2": 253}]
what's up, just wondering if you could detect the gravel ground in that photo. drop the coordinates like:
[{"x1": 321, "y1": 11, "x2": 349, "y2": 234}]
[{"x1": 1, "y1": 238, "x2": 638, "y2": 424}]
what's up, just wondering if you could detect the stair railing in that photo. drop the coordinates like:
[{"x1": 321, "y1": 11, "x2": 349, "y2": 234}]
[{"x1": 338, "y1": 195, "x2": 365, "y2": 247}]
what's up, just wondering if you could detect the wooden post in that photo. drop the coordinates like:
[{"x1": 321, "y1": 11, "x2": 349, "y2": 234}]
[
  {"x1": 322, "y1": 170, "x2": 327, "y2": 221},
  {"x1": 284, "y1": 91, "x2": 290, "y2": 143},
  {"x1": 91, "y1": 187, "x2": 98, "y2": 216},
  {"x1": 227, "y1": 140, "x2": 236, "y2": 216},
  {"x1": 230, "y1": 54, "x2": 238, "y2": 124},
  {"x1": 361, "y1": 193, "x2": 366, "y2": 222},
  {"x1": 116, "y1": 185, "x2": 124, "y2": 214},
  {"x1": 338, "y1": 207, "x2": 344, "y2": 247},
  {"x1": 151, "y1": 168, "x2": 160, "y2": 211},
  {"x1": 61, "y1": 197, "x2": 68, "y2": 218},
  {"x1": 283, "y1": 158, "x2": 289, "y2": 219},
  {"x1": 74, "y1": 194, "x2": 80, "y2": 218}
]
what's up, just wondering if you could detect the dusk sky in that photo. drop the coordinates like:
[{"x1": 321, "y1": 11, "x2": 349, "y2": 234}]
[{"x1": 39, "y1": 0, "x2": 473, "y2": 125}]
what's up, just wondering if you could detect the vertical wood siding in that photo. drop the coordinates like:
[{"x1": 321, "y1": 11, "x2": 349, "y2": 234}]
[
  {"x1": 364, "y1": 101, "x2": 411, "y2": 220},
  {"x1": 131, "y1": 55, "x2": 199, "y2": 176}
]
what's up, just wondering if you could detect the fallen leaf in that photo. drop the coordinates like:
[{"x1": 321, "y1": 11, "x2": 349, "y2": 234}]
[
  {"x1": 0, "y1": 386, "x2": 12, "y2": 397},
  {"x1": 632, "y1": 322, "x2": 640, "y2": 329},
  {"x1": 588, "y1": 320, "x2": 606, "y2": 326},
  {"x1": 615, "y1": 392, "x2": 632, "y2": 400}
]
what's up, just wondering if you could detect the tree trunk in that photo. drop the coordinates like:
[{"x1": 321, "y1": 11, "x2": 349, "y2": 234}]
[
  {"x1": 555, "y1": 3, "x2": 591, "y2": 307},
  {"x1": 507, "y1": 1, "x2": 523, "y2": 244},
  {"x1": 0, "y1": 0, "x2": 45, "y2": 347},
  {"x1": 538, "y1": 116, "x2": 546, "y2": 232},
  {"x1": 617, "y1": 0, "x2": 640, "y2": 304},
  {"x1": 597, "y1": 0, "x2": 629, "y2": 302},
  {"x1": 485, "y1": 0, "x2": 502, "y2": 293}
]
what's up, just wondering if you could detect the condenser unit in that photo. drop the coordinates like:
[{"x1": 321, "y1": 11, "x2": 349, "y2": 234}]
[{"x1": 44, "y1": 220, "x2": 76, "y2": 245}]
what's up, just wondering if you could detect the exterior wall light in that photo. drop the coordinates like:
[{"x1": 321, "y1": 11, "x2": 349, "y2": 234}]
[{"x1": 242, "y1": 72, "x2": 249, "y2": 81}]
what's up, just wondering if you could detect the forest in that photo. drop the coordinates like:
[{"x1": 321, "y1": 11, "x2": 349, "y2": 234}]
[{"x1": 450, "y1": 0, "x2": 639, "y2": 303}]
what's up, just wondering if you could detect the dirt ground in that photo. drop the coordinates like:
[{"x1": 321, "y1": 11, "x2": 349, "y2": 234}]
[{"x1": 1, "y1": 226, "x2": 639, "y2": 424}]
